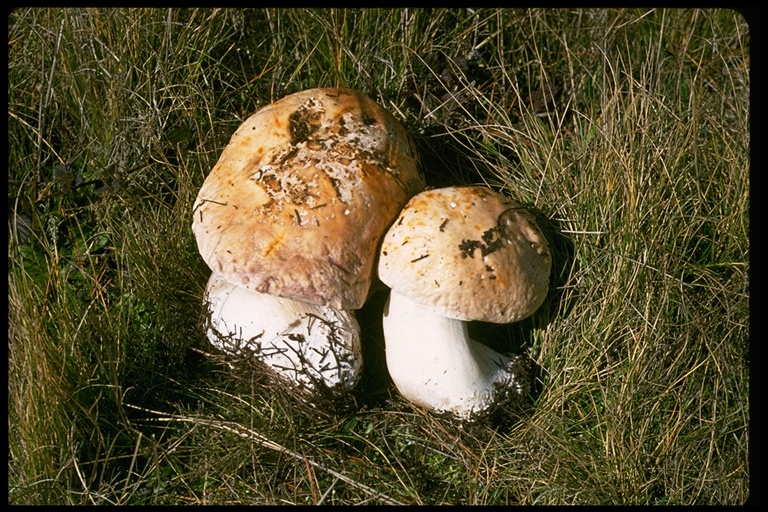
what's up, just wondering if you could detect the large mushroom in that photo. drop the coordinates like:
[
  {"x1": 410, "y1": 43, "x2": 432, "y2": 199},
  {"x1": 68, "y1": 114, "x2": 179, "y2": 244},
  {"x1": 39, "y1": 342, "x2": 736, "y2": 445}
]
[
  {"x1": 193, "y1": 88, "x2": 425, "y2": 394},
  {"x1": 377, "y1": 186, "x2": 551, "y2": 419}
]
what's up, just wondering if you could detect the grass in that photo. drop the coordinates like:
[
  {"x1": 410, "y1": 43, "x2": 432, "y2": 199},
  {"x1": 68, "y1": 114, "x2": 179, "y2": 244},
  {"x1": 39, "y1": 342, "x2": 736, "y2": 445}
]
[{"x1": 8, "y1": 8, "x2": 750, "y2": 505}]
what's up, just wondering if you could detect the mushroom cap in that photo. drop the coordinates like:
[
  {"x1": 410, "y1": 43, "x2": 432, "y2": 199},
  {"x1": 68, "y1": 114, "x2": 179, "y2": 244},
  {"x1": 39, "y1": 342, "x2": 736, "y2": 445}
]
[
  {"x1": 378, "y1": 186, "x2": 551, "y2": 323},
  {"x1": 193, "y1": 88, "x2": 425, "y2": 310}
]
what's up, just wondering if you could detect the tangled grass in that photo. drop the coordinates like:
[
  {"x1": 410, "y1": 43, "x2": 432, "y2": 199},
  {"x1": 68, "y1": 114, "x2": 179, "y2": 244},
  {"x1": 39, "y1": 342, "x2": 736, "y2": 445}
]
[{"x1": 8, "y1": 8, "x2": 749, "y2": 504}]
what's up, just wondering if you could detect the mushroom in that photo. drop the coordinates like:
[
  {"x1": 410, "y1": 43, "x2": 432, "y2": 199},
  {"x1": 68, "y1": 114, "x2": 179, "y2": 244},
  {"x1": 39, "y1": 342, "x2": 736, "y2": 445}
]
[
  {"x1": 377, "y1": 186, "x2": 551, "y2": 419},
  {"x1": 192, "y1": 88, "x2": 425, "y2": 393}
]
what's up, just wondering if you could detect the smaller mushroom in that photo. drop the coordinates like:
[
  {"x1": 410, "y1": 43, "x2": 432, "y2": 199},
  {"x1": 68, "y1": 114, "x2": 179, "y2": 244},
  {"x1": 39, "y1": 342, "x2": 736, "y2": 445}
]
[
  {"x1": 377, "y1": 186, "x2": 551, "y2": 419},
  {"x1": 204, "y1": 273, "x2": 361, "y2": 392}
]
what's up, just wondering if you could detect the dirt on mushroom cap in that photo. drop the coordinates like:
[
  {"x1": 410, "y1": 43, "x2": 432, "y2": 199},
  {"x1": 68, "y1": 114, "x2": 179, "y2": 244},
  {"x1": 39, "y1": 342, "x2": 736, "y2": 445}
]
[
  {"x1": 192, "y1": 88, "x2": 425, "y2": 310},
  {"x1": 378, "y1": 186, "x2": 551, "y2": 323}
]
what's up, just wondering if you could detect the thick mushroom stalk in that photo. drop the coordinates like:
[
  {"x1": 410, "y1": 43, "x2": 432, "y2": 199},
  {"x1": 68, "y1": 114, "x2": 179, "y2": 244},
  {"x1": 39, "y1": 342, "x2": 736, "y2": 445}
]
[
  {"x1": 204, "y1": 273, "x2": 362, "y2": 393},
  {"x1": 383, "y1": 290, "x2": 522, "y2": 419}
]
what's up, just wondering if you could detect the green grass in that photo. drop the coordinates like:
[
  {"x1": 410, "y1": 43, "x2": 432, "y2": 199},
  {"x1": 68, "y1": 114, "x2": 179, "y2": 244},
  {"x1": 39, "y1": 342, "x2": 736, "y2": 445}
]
[{"x1": 8, "y1": 8, "x2": 749, "y2": 505}]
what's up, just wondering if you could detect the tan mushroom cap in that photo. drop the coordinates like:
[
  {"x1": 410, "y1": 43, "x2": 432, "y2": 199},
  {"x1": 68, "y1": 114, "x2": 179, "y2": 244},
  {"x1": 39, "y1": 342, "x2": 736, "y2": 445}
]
[
  {"x1": 378, "y1": 186, "x2": 551, "y2": 323},
  {"x1": 192, "y1": 88, "x2": 425, "y2": 310}
]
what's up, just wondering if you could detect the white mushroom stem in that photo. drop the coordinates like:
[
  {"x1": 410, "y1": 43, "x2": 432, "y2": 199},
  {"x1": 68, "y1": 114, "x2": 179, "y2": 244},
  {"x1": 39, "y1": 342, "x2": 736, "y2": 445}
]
[
  {"x1": 383, "y1": 290, "x2": 522, "y2": 419},
  {"x1": 204, "y1": 273, "x2": 362, "y2": 393}
]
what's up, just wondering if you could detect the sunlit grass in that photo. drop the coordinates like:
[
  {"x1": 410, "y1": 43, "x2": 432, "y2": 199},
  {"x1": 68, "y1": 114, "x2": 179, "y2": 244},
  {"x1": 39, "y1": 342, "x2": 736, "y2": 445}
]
[{"x1": 8, "y1": 8, "x2": 749, "y2": 504}]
